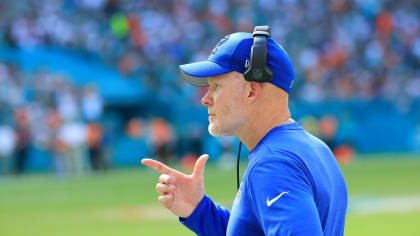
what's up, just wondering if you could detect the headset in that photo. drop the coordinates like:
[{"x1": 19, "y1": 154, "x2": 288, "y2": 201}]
[
  {"x1": 236, "y1": 25, "x2": 272, "y2": 190},
  {"x1": 244, "y1": 25, "x2": 273, "y2": 83}
]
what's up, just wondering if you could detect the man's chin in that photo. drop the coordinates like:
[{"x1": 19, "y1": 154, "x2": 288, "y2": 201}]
[{"x1": 208, "y1": 124, "x2": 230, "y2": 137}]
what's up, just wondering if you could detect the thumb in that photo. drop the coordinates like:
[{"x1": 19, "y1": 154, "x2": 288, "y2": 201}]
[{"x1": 192, "y1": 154, "x2": 209, "y2": 178}]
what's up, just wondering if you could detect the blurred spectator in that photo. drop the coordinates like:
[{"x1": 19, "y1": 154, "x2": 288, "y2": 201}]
[
  {"x1": 188, "y1": 125, "x2": 203, "y2": 158},
  {"x1": 46, "y1": 109, "x2": 65, "y2": 175},
  {"x1": 52, "y1": 133, "x2": 69, "y2": 176},
  {"x1": 180, "y1": 124, "x2": 203, "y2": 172},
  {"x1": 318, "y1": 115, "x2": 354, "y2": 164},
  {"x1": 150, "y1": 118, "x2": 173, "y2": 165},
  {"x1": 126, "y1": 118, "x2": 144, "y2": 138},
  {"x1": 86, "y1": 122, "x2": 106, "y2": 171},
  {"x1": 14, "y1": 108, "x2": 31, "y2": 175},
  {"x1": 81, "y1": 84, "x2": 103, "y2": 122},
  {"x1": 0, "y1": 125, "x2": 16, "y2": 174},
  {"x1": 318, "y1": 115, "x2": 339, "y2": 151},
  {"x1": 217, "y1": 136, "x2": 236, "y2": 171},
  {"x1": 58, "y1": 121, "x2": 87, "y2": 175},
  {"x1": 56, "y1": 83, "x2": 79, "y2": 122},
  {"x1": 122, "y1": 117, "x2": 150, "y2": 164}
]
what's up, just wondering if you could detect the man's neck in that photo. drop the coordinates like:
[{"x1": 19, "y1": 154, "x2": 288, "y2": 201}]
[{"x1": 237, "y1": 113, "x2": 294, "y2": 152}]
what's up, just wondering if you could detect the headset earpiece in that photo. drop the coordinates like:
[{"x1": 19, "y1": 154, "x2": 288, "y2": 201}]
[{"x1": 244, "y1": 26, "x2": 273, "y2": 83}]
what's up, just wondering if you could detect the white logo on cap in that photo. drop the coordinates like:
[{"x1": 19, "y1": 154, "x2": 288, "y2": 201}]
[{"x1": 245, "y1": 60, "x2": 250, "y2": 68}]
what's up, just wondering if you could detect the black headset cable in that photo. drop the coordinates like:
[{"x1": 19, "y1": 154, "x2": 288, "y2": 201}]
[{"x1": 236, "y1": 141, "x2": 242, "y2": 190}]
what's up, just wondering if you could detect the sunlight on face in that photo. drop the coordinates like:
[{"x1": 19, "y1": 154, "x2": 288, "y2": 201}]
[{"x1": 203, "y1": 73, "x2": 247, "y2": 137}]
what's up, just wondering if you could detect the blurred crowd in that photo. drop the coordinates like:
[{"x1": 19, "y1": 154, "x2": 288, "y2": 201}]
[
  {"x1": 0, "y1": 61, "x2": 107, "y2": 175},
  {"x1": 0, "y1": 61, "x2": 221, "y2": 175},
  {"x1": 1, "y1": 0, "x2": 420, "y2": 174},
  {"x1": 0, "y1": 61, "x2": 212, "y2": 175},
  {"x1": 1, "y1": 0, "x2": 419, "y2": 106}
]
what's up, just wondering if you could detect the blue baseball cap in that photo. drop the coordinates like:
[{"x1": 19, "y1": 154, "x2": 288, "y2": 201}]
[{"x1": 179, "y1": 32, "x2": 295, "y2": 93}]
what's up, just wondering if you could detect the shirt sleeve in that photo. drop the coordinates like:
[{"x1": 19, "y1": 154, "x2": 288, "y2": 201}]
[
  {"x1": 179, "y1": 194, "x2": 230, "y2": 236},
  {"x1": 248, "y1": 156, "x2": 323, "y2": 236}
]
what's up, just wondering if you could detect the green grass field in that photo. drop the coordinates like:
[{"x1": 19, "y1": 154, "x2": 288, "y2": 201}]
[{"x1": 1, "y1": 155, "x2": 420, "y2": 236}]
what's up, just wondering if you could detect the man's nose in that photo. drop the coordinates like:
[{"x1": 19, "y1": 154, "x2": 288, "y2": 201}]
[{"x1": 201, "y1": 89, "x2": 212, "y2": 107}]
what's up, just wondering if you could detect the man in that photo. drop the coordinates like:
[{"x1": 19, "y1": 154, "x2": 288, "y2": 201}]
[{"x1": 141, "y1": 29, "x2": 348, "y2": 235}]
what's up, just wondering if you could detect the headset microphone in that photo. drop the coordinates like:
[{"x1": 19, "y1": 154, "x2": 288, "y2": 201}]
[{"x1": 237, "y1": 25, "x2": 272, "y2": 190}]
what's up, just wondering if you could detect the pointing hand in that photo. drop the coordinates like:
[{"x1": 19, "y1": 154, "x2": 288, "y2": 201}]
[{"x1": 141, "y1": 154, "x2": 209, "y2": 218}]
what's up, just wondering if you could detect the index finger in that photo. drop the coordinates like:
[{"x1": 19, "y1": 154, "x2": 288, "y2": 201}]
[{"x1": 141, "y1": 158, "x2": 172, "y2": 175}]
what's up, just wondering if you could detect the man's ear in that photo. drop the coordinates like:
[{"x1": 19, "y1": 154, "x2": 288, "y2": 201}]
[{"x1": 246, "y1": 81, "x2": 263, "y2": 104}]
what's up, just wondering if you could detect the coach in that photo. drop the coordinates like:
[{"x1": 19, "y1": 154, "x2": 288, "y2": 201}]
[{"x1": 142, "y1": 26, "x2": 348, "y2": 236}]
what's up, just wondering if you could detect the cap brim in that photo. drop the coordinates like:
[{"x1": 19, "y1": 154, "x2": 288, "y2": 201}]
[{"x1": 179, "y1": 60, "x2": 233, "y2": 86}]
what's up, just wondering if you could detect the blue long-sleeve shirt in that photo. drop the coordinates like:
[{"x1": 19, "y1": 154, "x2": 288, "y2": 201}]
[{"x1": 180, "y1": 122, "x2": 348, "y2": 235}]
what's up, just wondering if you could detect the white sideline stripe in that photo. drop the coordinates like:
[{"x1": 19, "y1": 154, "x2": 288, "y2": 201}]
[{"x1": 348, "y1": 195, "x2": 420, "y2": 215}]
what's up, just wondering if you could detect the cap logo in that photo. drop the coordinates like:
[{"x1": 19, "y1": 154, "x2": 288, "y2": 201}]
[
  {"x1": 211, "y1": 35, "x2": 230, "y2": 54},
  {"x1": 245, "y1": 60, "x2": 250, "y2": 68}
]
